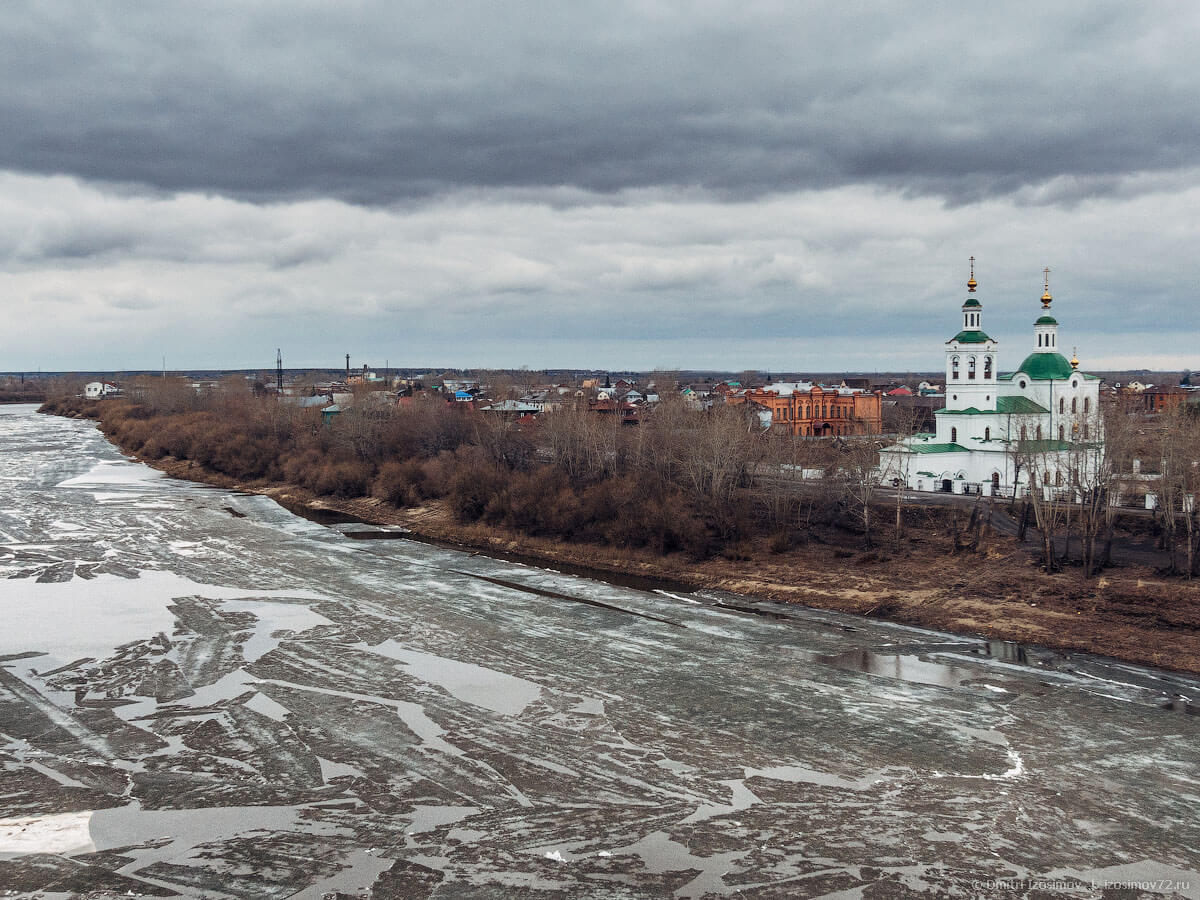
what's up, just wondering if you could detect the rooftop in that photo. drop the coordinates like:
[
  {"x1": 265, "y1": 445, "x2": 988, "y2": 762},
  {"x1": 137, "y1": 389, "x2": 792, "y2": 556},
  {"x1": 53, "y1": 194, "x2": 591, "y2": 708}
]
[{"x1": 948, "y1": 330, "x2": 993, "y2": 344}]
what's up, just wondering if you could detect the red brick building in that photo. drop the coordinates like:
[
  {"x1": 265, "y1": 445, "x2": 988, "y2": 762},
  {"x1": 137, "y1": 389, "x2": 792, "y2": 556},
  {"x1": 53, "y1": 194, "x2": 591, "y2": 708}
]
[{"x1": 744, "y1": 384, "x2": 883, "y2": 437}]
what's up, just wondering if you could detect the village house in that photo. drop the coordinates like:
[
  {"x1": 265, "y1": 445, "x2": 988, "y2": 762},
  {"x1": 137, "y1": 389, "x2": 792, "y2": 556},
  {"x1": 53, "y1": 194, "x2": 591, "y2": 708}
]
[{"x1": 84, "y1": 381, "x2": 122, "y2": 400}]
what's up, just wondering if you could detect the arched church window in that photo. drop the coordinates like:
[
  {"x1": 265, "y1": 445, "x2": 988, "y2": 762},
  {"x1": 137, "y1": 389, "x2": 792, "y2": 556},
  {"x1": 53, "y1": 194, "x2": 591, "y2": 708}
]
[
  {"x1": 1072, "y1": 397, "x2": 1077, "y2": 413},
  {"x1": 1036, "y1": 425, "x2": 1042, "y2": 440},
  {"x1": 984, "y1": 357, "x2": 992, "y2": 378},
  {"x1": 1055, "y1": 470, "x2": 1063, "y2": 487},
  {"x1": 968, "y1": 357, "x2": 976, "y2": 380},
  {"x1": 1084, "y1": 397, "x2": 1090, "y2": 414},
  {"x1": 1020, "y1": 425, "x2": 1028, "y2": 440},
  {"x1": 1059, "y1": 425, "x2": 1065, "y2": 441},
  {"x1": 1038, "y1": 334, "x2": 1043, "y2": 347},
  {"x1": 1059, "y1": 398, "x2": 1064, "y2": 413},
  {"x1": 1043, "y1": 471, "x2": 1050, "y2": 485},
  {"x1": 952, "y1": 356, "x2": 960, "y2": 380},
  {"x1": 984, "y1": 427, "x2": 991, "y2": 440},
  {"x1": 951, "y1": 427, "x2": 957, "y2": 443}
]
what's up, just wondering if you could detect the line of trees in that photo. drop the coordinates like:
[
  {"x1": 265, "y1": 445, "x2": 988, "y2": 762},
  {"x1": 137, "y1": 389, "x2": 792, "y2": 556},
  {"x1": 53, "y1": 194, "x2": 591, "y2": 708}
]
[
  {"x1": 1011, "y1": 397, "x2": 1200, "y2": 578},
  {"x1": 41, "y1": 376, "x2": 909, "y2": 559},
  {"x1": 46, "y1": 376, "x2": 1199, "y2": 575}
]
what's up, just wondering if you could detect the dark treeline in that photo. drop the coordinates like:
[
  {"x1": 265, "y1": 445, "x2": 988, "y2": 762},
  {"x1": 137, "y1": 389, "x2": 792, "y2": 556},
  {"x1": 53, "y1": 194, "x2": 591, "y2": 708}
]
[{"x1": 42, "y1": 376, "x2": 882, "y2": 559}]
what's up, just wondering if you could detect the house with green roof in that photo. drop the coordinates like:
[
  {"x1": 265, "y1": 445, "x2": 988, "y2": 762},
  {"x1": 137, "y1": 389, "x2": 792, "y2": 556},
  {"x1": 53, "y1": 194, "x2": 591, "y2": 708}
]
[{"x1": 878, "y1": 262, "x2": 1103, "y2": 496}]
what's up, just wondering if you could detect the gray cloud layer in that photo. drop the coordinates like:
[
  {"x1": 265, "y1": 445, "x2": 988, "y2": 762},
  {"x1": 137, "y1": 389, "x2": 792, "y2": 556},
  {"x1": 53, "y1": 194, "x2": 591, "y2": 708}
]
[
  {"x1": 3, "y1": 2, "x2": 1197, "y2": 206},
  {"x1": 2, "y1": 2, "x2": 1198, "y2": 372}
]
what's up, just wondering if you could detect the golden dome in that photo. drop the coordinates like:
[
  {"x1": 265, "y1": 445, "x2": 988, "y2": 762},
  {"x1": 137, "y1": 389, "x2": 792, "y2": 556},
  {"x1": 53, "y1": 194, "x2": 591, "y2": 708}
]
[
  {"x1": 1071, "y1": 347, "x2": 1079, "y2": 370},
  {"x1": 1041, "y1": 266, "x2": 1052, "y2": 309},
  {"x1": 967, "y1": 255, "x2": 977, "y2": 292}
]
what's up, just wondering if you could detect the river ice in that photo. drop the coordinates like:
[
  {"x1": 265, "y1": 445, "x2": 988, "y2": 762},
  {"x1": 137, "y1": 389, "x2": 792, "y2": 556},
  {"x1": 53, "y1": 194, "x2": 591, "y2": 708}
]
[{"x1": 0, "y1": 403, "x2": 1198, "y2": 898}]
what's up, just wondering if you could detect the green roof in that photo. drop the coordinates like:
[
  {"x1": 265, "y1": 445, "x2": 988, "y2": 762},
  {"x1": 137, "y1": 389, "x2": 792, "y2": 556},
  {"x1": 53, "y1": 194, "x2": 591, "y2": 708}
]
[
  {"x1": 1010, "y1": 352, "x2": 1075, "y2": 380},
  {"x1": 962, "y1": 298, "x2": 982, "y2": 308},
  {"x1": 948, "y1": 330, "x2": 993, "y2": 344},
  {"x1": 934, "y1": 396, "x2": 1050, "y2": 416},
  {"x1": 1035, "y1": 315, "x2": 1058, "y2": 325},
  {"x1": 903, "y1": 442, "x2": 969, "y2": 454},
  {"x1": 996, "y1": 395, "x2": 1050, "y2": 414}
]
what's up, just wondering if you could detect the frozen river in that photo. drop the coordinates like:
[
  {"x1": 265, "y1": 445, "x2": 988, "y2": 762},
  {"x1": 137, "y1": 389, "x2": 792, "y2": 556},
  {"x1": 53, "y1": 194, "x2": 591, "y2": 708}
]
[{"x1": 1, "y1": 403, "x2": 1198, "y2": 899}]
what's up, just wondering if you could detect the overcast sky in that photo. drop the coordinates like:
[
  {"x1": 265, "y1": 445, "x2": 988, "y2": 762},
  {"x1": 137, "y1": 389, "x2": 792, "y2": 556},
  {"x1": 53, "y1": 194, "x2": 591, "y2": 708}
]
[{"x1": 3, "y1": 2, "x2": 1198, "y2": 374}]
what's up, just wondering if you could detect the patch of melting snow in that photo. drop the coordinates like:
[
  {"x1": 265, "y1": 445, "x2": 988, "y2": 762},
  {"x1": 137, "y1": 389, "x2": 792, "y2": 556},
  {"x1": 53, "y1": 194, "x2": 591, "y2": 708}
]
[
  {"x1": 243, "y1": 688, "x2": 291, "y2": 722},
  {"x1": 220, "y1": 596, "x2": 332, "y2": 662},
  {"x1": 88, "y1": 802, "x2": 345, "y2": 871},
  {"x1": 406, "y1": 805, "x2": 478, "y2": 835},
  {"x1": 251, "y1": 678, "x2": 465, "y2": 757},
  {"x1": 287, "y1": 849, "x2": 395, "y2": 900},
  {"x1": 611, "y1": 830, "x2": 741, "y2": 898},
  {"x1": 317, "y1": 756, "x2": 366, "y2": 782},
  {"x1": 0, "y1": 810, "x2": 95, "y2": 856},
  {"x1": 569, "y1": 697, "x2": 606, "y2": 716},
  {"x1": 931, "y1": 748, "x2": 1026, "y2": 781},
  {"x1": 744, "y1": 764, "x2": 889, "y2": 792},
  {"x1": 58, "y1": 460, "x2": 165, "y2": 487},
  {"x1": 680, "y1": 778, "x2": 761, "y2": 824},
  {"x1": 363, "y1": 639, "x2": 542, "y2": 716},
  {"x1": 654, "y1": 589, "x2": 700, "y2": 605},
  {"x1": 0, "y1": 569, "x2": 329, "y2": 671}
]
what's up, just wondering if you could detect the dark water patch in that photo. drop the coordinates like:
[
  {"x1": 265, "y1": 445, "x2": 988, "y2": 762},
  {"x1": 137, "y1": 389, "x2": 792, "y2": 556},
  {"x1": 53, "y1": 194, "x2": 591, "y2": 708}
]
[
  {"x1": 271, "y1": 496, "x2": 365, "y2": 526},
  {"x1": 453, "y1": 570, "x2": 686, "y2": 628},
  {"x1": 339, "y1": 527, "x2": 410, "y2": 540},
  {"x1": 1159, "y1": 698, "x2": 1198, "y2": 715},
  {"x1": 813, "y1": 648, "x2": 994, "y2": 690}
]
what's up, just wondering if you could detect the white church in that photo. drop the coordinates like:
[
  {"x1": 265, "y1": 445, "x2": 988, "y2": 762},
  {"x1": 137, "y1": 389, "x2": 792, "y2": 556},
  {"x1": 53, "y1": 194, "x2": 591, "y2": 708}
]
[{"x1": 878, "y1": 262, "x2": 1102, "y2": 497}]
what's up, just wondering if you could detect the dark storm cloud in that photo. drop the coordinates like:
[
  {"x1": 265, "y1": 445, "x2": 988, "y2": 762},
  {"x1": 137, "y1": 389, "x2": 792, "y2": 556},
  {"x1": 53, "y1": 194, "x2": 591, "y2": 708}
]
[{"x1": 1, "y1": 2, "x2": 1196, "y2": 206}]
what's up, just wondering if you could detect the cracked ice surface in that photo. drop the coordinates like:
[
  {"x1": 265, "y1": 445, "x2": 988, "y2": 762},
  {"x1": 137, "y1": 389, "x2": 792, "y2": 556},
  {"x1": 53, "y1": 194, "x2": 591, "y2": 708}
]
[{"x1": 1, "y1": 404, "x2": 1199, "y2": 898}]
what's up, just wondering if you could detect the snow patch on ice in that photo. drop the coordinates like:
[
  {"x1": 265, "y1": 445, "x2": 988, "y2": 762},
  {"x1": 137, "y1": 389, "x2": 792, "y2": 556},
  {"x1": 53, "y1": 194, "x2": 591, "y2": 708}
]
[
  {"x1": 364, "y1": 640, "x2": 542, "y2": 716},
  {"x1": 0, "y1": 810, "x2": 94, "y2": 856}
]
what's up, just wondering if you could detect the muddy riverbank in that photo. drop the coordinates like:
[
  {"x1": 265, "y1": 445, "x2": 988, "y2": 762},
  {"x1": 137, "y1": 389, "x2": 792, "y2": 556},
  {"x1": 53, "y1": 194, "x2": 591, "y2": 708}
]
[{"x1": 117, "y1": 448, "x2": 1200, "y2": 677}]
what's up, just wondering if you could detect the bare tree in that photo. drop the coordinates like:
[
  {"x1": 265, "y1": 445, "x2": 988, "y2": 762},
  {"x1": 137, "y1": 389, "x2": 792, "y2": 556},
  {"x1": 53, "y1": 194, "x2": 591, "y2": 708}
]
[
  {"x1": 838, "y1": 436, "x2": 881, "y2": 548},
  {"x1": 1154, "y1": 404, "x2": 1200, "y2": 576},
  {"x1": 1011, "y1": 422, "x2": 1069, "y2": 571}
]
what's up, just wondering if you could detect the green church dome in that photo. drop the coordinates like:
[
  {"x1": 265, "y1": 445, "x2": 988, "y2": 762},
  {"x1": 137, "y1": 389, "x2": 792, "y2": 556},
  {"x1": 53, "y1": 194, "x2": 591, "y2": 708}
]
[
  {"x1": 1012, "y1": 352, "x2": 1074, "y2": 380},
  {"x1": 962, "y1": 298, "x2": 982, "y2": 308},
  {"x1": 1035, "y1": 315, "x2": 1058, "y2": 325}
]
